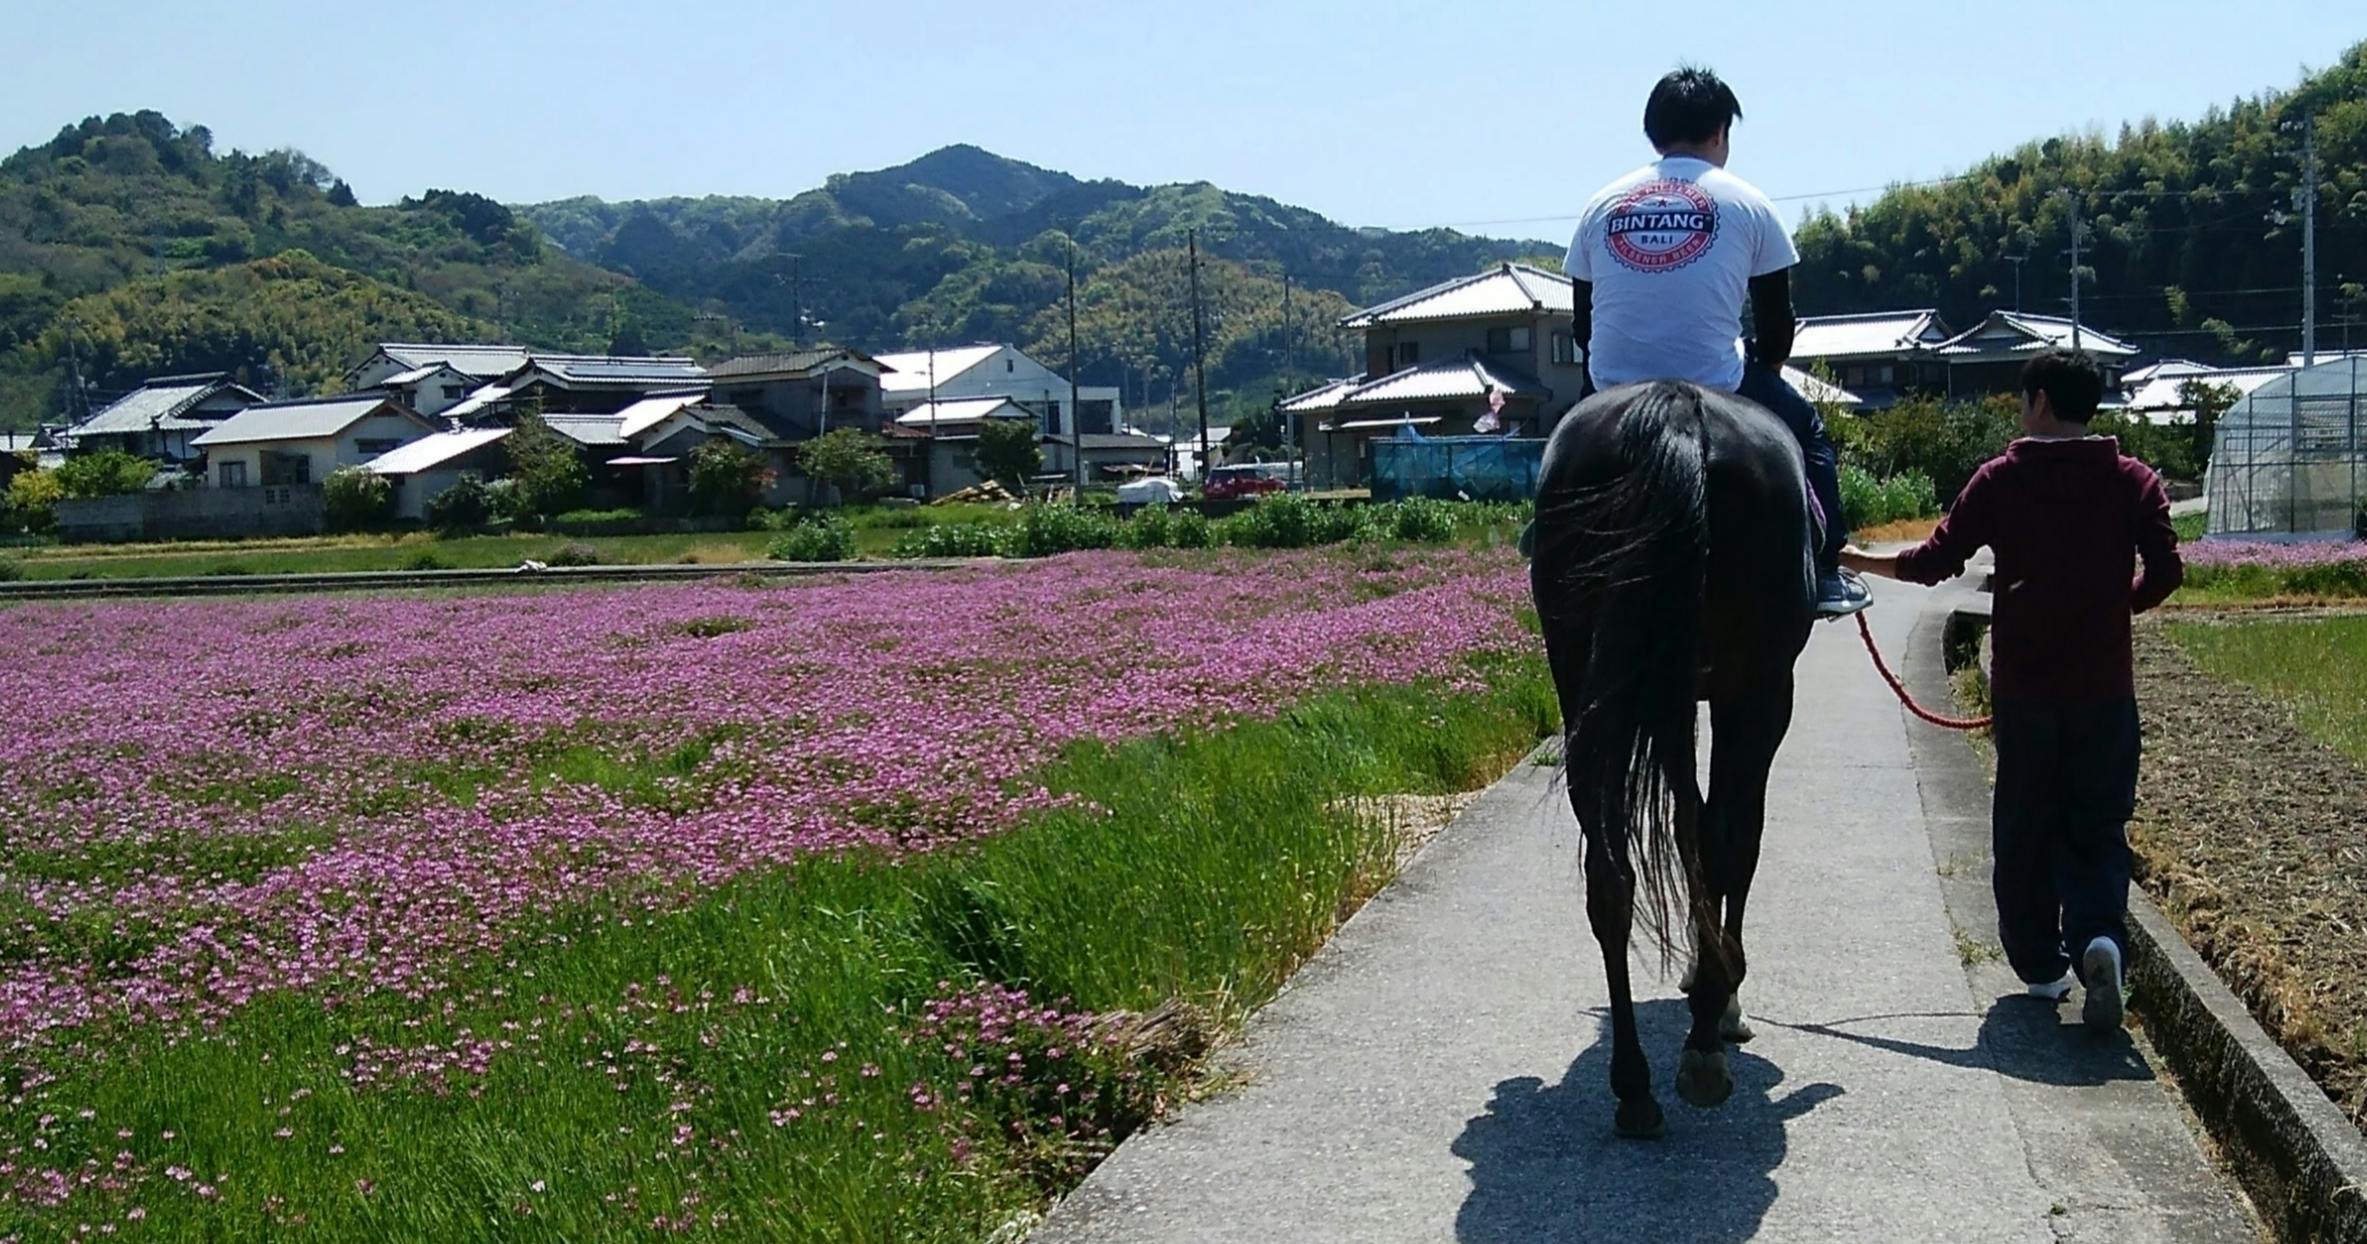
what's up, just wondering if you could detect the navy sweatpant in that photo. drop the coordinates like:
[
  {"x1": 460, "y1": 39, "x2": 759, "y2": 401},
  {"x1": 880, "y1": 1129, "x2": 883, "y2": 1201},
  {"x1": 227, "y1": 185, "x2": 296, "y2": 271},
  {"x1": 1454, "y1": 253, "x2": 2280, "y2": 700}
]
[
  {"x1": 1733, "y1": 362, "x2": 1846, "y2": 567},
  {"x1": 1988, "y1": 695, "x2": 2140, "y2": 986}
]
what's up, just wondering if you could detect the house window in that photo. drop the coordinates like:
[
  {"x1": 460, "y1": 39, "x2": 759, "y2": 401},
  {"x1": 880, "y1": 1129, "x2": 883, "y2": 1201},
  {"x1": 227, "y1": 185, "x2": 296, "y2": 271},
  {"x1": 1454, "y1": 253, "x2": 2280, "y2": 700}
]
[
  {"x1": 1874, "y1": 364, "x2": 1895, "y2": 385},
  {"x1": 1486, "y1": 326, "x2": 1533, "y2": 354},
  {"x1": 1395, "y1": 342, "x2": 1420, "y2": 368},
  {"x1": 219, "y1": 460, "x2": 247, "y2": 487},
  {"x1": 355, "y1": 439, "x2": 402, "y2": 457},
  {"x1": 1551, "y1": 333, "x2": 1577, "y2": 365},
  {"x1": 442, "y1": 384, "x2": 469, "y2": 400},
  {"x1": 1005, "y1": 359, "x2": 1015, "y2": 373}
]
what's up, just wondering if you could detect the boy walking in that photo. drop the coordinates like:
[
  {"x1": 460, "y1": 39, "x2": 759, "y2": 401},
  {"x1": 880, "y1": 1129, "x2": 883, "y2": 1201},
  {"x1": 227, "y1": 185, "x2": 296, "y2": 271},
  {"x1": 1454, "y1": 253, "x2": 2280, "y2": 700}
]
[{"x1": 1842, "y1": 349, "x2": 2183, "y2": 1029}]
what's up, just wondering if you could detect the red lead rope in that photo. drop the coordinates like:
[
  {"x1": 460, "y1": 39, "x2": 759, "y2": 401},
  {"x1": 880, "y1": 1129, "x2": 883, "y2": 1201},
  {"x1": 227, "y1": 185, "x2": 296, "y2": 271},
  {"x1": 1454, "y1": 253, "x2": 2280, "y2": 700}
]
[{"x1": 1854, "y1": 612, "x2": 1994, "y2": 731}]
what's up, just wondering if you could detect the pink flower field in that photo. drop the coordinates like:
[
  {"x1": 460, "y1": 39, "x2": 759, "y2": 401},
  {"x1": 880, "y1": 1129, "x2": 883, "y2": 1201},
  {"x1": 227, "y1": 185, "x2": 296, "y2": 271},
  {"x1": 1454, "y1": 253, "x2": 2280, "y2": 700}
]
[{"x1": 0, "y1": 549, "x2": 1531, "y2": 1060}]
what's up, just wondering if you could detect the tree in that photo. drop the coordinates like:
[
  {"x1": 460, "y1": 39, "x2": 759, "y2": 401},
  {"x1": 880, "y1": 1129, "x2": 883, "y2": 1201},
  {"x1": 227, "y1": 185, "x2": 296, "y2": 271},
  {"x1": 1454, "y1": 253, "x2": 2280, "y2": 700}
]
[
  {"x1": 503, "y1": 410, "x2": 588, "y2": 519},
  {"x1": 425, "y1": 476, "x2": 491, "y2": 536},
  {"x1": 686, "y1": 438, "x2": 770, "y2": 515},
  {"x1": 974, "y1": 418, "x2": 1042, "y2": 489},
  {"x1": 2178, "y1": 378, "x2": 2240, "y2": 475},
  {"x1": 322, "y1": 465, "x2": 393, "y2": 531},
  {"x1": 4, "y1": 468, "x2": 63, "y2": 532},
  {"x1": 327, "y1": 179, "x2": 358, "y2": 208},
  {"x1": 54, "y1": 450, "x2": 156, "y2": 498},
  {"x1": 796, "y1": 429, "x2": 895, "y2": 505}
]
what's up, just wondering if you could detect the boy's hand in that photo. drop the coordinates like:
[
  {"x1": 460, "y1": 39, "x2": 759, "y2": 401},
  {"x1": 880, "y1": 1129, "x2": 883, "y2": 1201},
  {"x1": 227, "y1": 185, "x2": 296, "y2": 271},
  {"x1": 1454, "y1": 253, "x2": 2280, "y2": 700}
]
[{"x1": 1839, "y1": 544, "x2": 1901, "y2": 580}]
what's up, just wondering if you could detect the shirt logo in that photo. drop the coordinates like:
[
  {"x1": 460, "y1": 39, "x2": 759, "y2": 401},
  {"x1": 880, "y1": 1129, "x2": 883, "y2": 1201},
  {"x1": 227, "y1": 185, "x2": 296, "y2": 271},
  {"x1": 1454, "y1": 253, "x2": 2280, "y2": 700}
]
[{"x1": 1604, "y1": 179, "x2": 1719, "y2": 273}]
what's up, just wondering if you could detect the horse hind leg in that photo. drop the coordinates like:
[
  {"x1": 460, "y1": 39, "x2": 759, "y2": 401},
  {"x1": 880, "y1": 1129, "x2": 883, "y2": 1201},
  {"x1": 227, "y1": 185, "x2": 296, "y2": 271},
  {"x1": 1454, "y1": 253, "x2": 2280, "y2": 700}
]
[{"x1": 1585, "y1": 835, "x2": 1663, "y2": 1139}]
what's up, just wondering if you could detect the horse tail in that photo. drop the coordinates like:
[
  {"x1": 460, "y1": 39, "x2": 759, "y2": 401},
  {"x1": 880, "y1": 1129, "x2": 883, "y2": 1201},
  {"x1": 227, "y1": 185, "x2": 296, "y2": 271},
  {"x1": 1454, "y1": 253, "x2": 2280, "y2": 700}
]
[{"x1": 1533, "y1": 381, "x2": 1708, "y2": 960}]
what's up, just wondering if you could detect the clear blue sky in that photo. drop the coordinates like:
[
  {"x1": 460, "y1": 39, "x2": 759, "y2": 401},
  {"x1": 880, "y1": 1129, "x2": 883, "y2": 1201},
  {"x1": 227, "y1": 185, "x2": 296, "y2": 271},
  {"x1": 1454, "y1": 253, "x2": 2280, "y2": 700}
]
[{"x1": 4, "y1": 0, "x2": 2360, "y2": 239}]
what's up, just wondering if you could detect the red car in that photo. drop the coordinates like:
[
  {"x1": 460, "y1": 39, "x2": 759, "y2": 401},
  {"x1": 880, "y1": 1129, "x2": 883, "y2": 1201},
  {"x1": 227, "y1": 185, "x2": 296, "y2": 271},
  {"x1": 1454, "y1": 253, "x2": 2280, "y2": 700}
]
[{"x1": 1203, "y1": 465, "x2": 1287, "y2": 500}]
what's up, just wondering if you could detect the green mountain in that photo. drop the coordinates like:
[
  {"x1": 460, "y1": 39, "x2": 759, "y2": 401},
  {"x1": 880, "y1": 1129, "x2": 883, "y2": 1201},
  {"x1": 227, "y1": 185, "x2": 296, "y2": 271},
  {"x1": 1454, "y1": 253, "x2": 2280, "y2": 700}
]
[
  {"x1": 0, "y1": 112, "x2": 760, "y2": 428},
  {"x1": 1793, "y1": 41, "x2": 2367, "y2": 363}
]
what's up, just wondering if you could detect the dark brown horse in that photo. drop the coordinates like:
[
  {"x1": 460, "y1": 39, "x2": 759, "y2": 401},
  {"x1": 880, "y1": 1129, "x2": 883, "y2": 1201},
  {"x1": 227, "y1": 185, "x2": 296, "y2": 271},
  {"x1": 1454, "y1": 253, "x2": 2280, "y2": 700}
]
[{"x1": 1529, "y1": 380, "x2": 1815, "y2": 1138}]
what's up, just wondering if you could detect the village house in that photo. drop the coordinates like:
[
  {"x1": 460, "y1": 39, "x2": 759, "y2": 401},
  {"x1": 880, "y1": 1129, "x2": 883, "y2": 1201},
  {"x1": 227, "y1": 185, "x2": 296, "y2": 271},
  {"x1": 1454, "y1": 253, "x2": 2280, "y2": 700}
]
[
  {"x1": 1043, "y1": 431, "x2": 1168, "y2": 483},
  {"x1": 362, "y1": 428, "x2": 513, "y2": 521},
  {"x1": 62, "y1": 373, "x2": 262, "y2": 465},
  {"x1": 367, "y1": 362, "x2": 485, "y2": 419},
  {"x1": 1283, "y1": 264, "x2": 1586, "y2": 488},
  {"x1": 483, "y1": 354, "x2": 710, "y2": 417},
  {"x1": 1935, "y1": 311, "x2": 2139, "y2": 397},
  {"x1": 193, "y1": 394, "x2": 440, "y2": 489},
  {"x1": 881, "y1": 397, "x2": 1040, "y2": 498},
  {"x1": 1785, "y1": 309, "x2": 1954, "y2": 407},
  {"x1": 344, "y1": 343, "x2": 532, "y2": 391},
  {"x1": 706, "y1": 348, "x2": 889, "y2": 438},
  {"x1": 873, "y1": 344, "x2": 1121, "y2": 436}
]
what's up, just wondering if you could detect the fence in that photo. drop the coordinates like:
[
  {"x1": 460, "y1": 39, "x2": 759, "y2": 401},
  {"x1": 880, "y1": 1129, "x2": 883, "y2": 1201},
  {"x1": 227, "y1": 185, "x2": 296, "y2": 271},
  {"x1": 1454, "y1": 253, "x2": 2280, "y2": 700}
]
[
  {"x1": 2205, "y1": 358, "x2": 2366, "y2": 537},
  {"x1": 1369, "y1": 436, "x2": 1546, "y2": 503},
  {"x1": 56, "y1": 485, "x2": 326, "y2": 543}
]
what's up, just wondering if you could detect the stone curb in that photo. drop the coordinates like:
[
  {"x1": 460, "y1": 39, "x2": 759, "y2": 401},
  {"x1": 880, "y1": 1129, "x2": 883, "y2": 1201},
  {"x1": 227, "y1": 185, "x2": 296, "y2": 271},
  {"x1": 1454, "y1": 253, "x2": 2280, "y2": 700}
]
[
  {"x1": 0, "y1": 557, "x2": 993, "y2": 601},
  {"x1": 1940, "y1": 602, "x2": 2367, "y2": 1243}
]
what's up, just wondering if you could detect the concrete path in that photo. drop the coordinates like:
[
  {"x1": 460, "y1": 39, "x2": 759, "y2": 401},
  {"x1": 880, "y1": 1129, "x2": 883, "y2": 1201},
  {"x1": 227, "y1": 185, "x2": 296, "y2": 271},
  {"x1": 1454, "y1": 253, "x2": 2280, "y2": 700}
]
[{"x1": 1035, "y1": 576, "x2": 2258, "y2": 1243}]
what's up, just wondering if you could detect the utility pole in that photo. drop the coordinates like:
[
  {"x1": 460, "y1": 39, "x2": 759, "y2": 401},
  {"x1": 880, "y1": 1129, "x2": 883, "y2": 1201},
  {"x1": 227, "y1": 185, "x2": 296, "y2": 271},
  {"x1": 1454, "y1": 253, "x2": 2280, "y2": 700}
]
[
  {"x1": 1281, "y1": 270, "x2": 1295, "y2": 467},
  {"x1": 2002, "y1": 252, "x2": 2028, "y2": 313},
  {"x1": 2302, "y1": 112, "x2": 2319, "y2": 366},
  {"x1": 1188, "y1": 230, "x2": 1210, "y2": 484},
  {"x1": 2061, "y1": 191, "x2": 2085, "y2": 352},
  {"x1": 1068, "y1": 237, "x2": 1085, "y2": 496}
]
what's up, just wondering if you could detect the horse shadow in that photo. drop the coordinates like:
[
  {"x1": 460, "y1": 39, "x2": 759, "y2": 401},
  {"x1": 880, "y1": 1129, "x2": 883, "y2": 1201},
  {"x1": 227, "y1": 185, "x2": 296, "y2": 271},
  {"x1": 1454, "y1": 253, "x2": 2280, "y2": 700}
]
[{"x1": 1452, "y1": 998, "x2": 1843, "y2": 1243}]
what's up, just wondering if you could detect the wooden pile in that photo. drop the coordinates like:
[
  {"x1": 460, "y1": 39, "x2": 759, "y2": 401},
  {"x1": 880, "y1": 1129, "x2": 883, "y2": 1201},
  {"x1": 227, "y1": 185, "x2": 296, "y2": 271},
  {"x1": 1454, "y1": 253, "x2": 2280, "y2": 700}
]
[{"x1": 930, "y1": 481, "x2": 1019, "y2": 506}]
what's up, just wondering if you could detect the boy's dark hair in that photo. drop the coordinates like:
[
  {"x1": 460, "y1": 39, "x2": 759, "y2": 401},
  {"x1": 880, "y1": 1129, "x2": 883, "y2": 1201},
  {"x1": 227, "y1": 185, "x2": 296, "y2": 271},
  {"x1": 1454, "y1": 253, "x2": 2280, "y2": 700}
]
[
  {"x1": 1644, "y1": 67, "x2": 1743, "y2": 150},
  {"x1": 2020, "y1": 349, "x2": 2106, "y2": 422}
]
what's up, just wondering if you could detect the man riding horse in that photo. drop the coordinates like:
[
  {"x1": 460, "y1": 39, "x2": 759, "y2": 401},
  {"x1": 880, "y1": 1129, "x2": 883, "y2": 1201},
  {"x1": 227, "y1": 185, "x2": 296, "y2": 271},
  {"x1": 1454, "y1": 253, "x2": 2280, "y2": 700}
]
[
  {"x1": 1529, "y1": 65, "x2": 1857, "y2": 1137},
  {"x1": 1565, "y1": 65, "x2": 1870, "y2": 618}
]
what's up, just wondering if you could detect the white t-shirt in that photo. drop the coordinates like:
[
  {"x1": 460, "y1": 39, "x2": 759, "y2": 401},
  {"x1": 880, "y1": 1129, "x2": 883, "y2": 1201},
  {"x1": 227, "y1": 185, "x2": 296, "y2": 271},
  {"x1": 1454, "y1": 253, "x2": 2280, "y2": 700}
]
[{"x1": 1564, "y1": 157, "x2": 1798, "y2": 393}]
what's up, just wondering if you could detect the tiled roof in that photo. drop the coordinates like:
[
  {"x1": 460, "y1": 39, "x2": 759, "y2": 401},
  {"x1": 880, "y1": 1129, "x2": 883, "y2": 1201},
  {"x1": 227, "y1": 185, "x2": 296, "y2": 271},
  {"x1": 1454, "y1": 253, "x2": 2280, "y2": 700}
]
[
  {"x1": 1277, "y1": 378, "x2": 1359, "y2": 414},
  {"x1": 363, "y1": 428, "x2": 510, "y2": 474},
  {"x1": 1340, "y1": 264, "x2": 1574, "y2": 328},
  {"x1": 1335, "y1": 356, "x2": 1549, "y2": 408},
  {"x1": 442, "y1": 383, "x2": 515, "y2": 422},
  {"x1": 540, "y1": 413, "x2": 630, "y2": 447},
  {"x1": 376, "y1": 343, "x2": 532, "y2": 380},
  {"x1": 875, "y1": 345, "x2": 1004, "y2": 393},
  {"x1": 1789, "y1": 310, "x2": 1948, "y2": 360},
  {"x1": 2124, "y1": 366, "x2": 2290, "y2": 411},
  {"x1": 528, "y1": 356, "x2": 706, "y2": 386},
  {"x1": 1783, "y1": 365, "x2": 1861, "y2": 407},
  {"x1": 894, "y1": 397, "x2": 1036, "y2": 427},
  {"x1": 1045, "y1": 432, "x2": 1166, "y2": 450},
  {"x1": 705, "y1": 348, "x2": 879, "y2": 380},
  {"x1": 615, "y1": 391, "x2": 711, "y2": 440},
  {"x1": 1936, "y1": 312, "x2": 2138, "y2": 358},
  {"x1": 192, "y1": 396, "x2": 416, "y2": 446},
  {"x1": 69, "y1": 374, "x2": 260, "y2": 437}
]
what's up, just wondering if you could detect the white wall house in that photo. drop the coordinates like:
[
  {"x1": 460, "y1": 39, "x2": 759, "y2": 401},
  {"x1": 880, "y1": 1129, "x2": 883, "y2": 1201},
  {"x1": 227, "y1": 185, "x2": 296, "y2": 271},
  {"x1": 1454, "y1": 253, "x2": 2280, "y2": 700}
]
[
  {"x1": 874, "y1": 345, "x2": 1123, "y2": 436},
  {"x1": 372, "y1": 362, "x2": 484, "y2": 419},
  {"x1": 193, "y1": 396, "x2": 439, "y2": 489},
  {"x1": 362, "y1": 428, "x2": 512, "y2": 521}
]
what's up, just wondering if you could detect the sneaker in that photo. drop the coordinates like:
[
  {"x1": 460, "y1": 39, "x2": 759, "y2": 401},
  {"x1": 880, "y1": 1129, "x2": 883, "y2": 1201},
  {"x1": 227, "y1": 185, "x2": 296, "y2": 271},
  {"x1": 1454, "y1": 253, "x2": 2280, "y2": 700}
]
[
  {"x1": 2081, "y1": 937, "x2": 2126, "y2": 1032},
  {"x1": 2027, "y1": 974, "x2": 2074, "y2": 1003},
  {"x1": 1815, "y1": 567, "x2": 1874, "y2": 618}
]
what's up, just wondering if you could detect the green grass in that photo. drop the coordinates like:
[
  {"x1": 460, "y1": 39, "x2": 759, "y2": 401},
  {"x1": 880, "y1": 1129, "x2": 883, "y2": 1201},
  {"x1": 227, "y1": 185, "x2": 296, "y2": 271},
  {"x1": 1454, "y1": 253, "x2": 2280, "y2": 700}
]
[
  {"x1": 2173, "y1": 510, "x2": 2207, "y2": 543},
  {"x1": 2167, "y1": 615, "x2": 2367, "y2": 762},
  {"x1": 0, "y1": 662, "x2": 1556, "y2": 1242}
]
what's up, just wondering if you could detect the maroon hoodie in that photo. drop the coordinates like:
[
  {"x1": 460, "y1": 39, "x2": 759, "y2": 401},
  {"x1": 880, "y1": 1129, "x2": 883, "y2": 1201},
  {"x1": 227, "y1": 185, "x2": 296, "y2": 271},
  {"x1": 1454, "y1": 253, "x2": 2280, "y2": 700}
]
[{"x1": 1892, "y1": 437, "x2": 2183, "y2": 701}]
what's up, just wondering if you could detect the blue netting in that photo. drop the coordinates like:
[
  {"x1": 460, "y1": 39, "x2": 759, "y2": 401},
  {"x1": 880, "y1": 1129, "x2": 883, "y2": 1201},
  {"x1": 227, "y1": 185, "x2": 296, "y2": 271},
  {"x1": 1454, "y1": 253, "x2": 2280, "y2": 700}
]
[{"x1": 1370, "y1": 436, "x2": 1546, "y2": 502}]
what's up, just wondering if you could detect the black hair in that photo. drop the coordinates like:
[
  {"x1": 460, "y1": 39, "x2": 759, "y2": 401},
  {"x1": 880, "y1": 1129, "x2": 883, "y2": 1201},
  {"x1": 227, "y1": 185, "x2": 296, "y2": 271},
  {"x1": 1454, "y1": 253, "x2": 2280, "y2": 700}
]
[
  {"x1": 2020, "y1": 349, "x2": 2106, "y2": 422},
  {"x1": 1644, "y1": 67, "x2": 1743, "y2": 150}
]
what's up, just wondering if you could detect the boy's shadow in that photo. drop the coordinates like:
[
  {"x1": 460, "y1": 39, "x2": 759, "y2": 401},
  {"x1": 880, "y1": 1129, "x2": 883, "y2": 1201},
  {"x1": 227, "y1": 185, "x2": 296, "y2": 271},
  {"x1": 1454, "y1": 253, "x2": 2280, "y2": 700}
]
[{"x1": 1452, "y1": 998, "x2": 1843, "y2": 1243}]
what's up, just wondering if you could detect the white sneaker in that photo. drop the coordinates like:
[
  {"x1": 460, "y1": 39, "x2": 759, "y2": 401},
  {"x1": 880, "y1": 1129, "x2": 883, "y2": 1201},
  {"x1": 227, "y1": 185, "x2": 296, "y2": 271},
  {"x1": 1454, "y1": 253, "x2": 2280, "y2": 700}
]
[
  {"x1": 2027, "y1": 974, "x2": 2073, "y2": 1002},
  {"x1": 2081, "y1": 938, "x2": 2125, "y2": 1031}
]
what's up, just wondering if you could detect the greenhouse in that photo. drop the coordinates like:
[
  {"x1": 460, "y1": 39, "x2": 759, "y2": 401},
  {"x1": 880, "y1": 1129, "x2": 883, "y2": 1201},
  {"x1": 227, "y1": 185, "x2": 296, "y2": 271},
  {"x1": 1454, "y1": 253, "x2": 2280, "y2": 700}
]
[{"x1": 2204, "y1": 356, "x2": 2367, "y2": 537}]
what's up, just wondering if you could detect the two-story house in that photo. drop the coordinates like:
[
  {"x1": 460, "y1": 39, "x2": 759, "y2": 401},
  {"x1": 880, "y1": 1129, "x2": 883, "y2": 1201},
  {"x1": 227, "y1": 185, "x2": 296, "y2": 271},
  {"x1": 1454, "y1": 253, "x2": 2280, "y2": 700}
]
[
  {"x1": 62, "y1": 373, "x2": 263, "y2": 465},
  {"x1": 1935, "y1": 312, "x2": 2140, "y2": 398},
  {"x1": 193, "y1": 394, "x2": 440, "y2": 488},
  {"x1": 873, "y1": 344, "x2": 1122, "y2": 436},
  {"x1": 1284, "y1": 264, "x2": 1586, "y2": 488},
  {"x1": 1786, "y1": 310, "x2": 1954, "y2": 408}
]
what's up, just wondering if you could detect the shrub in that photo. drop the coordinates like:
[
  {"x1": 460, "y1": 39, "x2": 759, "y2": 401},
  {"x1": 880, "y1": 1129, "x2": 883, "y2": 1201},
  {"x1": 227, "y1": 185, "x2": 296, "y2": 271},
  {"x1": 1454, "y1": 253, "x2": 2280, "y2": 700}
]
[
  {"x1": 0, "y1": 557, "x2": 21, "y2": 582},
  {"x1": 402, "y1": 551, "x2": 451, "y2": 571},
  {"x1": 546, "y1": 542, "x2": 602, "y2": 567},
  {"x1": 893, "y1": 523, "x2": 1007, "y2": 559},
  {"x1": 1119, "y1": 504, "x2": 1178, "y2": 550},
  {"x1": 1166, "y1": 508, "x2": 1215, "y2": 549},
  {"x1": 687, "y1": 439, "x2": 771, "y2": 516},
  {"x1": 1005, "y1": 503, "x2": 1120, "y2": 558},
  {"x1": 1835, "y1": 396, "x2": 2016, "y2": 504},
  {"x1": 768, "y1": 514, "x2": 856, "y2": 562},
  {"x1": 322, "y1": 466, "x2": 393, "y2": 532},
  {"x1": 797, "y1": 429, "x2": 896, "y2": 504},
  {"x1": 1219, "y1": 494, "x2": 1354, "y2": 549},
  {"x1": 1387, "y1": 497, "x2": 1458, "y2": 544},
  {"x1": 1838, "y1": 465, "x2": 1940, "y2": 530},
  {"x1": 503, "y1": 412, "x2": 589, "y2": 519},
  {"x1": 53, "y1": 450, "x2": 156, "y2": 499},
  {"x1": 425, "y1": 477, "x2": 493, "y2": 536},
  {"x1": 484, "y1": 477, "x2": 531, "y2": 524},
  {"x1": 5, "y1": 469, "x2": 63, "y2": 532}
]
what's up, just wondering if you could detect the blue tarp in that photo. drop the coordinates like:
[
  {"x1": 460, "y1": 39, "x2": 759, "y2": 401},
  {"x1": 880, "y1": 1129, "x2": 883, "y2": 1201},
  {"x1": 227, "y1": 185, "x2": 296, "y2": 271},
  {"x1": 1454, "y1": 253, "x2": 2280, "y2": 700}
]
[{"x1": 1370, "y1": 435, "x2": 1546, "y2": 502}]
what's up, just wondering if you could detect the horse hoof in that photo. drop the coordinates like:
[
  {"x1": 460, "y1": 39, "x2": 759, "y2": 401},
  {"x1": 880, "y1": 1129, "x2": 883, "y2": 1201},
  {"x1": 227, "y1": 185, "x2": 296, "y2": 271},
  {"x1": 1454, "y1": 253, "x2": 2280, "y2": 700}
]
[
  {"x1": 1721, "y1": 995, "x2": 1755, "y2": 1044},
  {"x1": 1614, "y1": 1097, "x2": 1665, "y2": 1139},
  {"x1": 1676, "y1": 1048, "x2": 1732, "y2": 1108}
]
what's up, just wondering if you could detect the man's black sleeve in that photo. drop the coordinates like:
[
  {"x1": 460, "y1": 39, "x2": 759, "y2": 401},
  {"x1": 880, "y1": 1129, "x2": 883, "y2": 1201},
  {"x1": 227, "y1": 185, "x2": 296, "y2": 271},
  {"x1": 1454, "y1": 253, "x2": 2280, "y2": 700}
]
[
  {"x1": 1570, "y1": 278, "x2": 1592, "y2": 361},
  {"x1": 1748, "y1": 268, "x2": 1795, "y2": 367}
]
